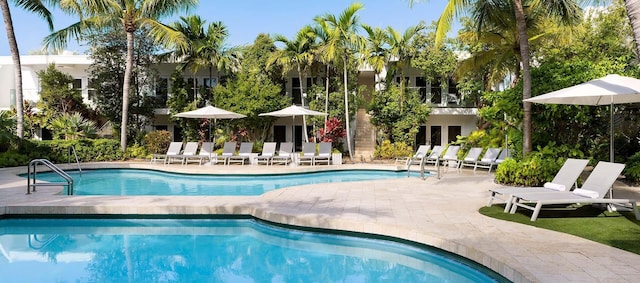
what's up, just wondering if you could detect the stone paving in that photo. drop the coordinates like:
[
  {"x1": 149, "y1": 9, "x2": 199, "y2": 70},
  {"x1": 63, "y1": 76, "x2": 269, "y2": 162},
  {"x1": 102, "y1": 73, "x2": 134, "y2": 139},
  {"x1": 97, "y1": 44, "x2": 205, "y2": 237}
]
[{"x1": 1, "y1": 162, "x2": 640, "y2": 282}]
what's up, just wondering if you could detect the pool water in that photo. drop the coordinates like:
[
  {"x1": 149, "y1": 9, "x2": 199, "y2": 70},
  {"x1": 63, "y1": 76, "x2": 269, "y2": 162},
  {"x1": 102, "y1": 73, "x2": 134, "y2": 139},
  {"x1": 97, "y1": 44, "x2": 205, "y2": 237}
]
[
  {"x1": 34, "y1": 169, "x2": 423, "y2": 196},
  {"x1": 0, "y1": 218, "x2": 506, "y2": 283}
]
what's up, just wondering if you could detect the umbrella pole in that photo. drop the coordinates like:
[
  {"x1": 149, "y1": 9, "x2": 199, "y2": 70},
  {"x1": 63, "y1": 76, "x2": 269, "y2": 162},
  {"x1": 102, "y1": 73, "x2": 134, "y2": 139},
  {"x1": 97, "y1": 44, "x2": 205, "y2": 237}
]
[{"x1": 610, "y1": 101, "x2": 614, "y2": 163}]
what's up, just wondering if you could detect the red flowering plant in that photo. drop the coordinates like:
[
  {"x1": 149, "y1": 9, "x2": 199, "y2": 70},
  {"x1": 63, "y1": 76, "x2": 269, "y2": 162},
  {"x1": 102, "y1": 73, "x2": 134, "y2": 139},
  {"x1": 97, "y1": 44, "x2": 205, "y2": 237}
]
[{"x1": 318, "y1": 117, "x2": 346, "y2": 144}]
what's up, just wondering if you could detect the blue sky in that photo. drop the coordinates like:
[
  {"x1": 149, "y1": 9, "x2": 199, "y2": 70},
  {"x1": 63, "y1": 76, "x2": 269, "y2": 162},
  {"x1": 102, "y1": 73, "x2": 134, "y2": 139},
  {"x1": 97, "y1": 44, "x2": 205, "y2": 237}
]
[{"x1": 0, "y1": 1, "x2": 450, "y2": 56}]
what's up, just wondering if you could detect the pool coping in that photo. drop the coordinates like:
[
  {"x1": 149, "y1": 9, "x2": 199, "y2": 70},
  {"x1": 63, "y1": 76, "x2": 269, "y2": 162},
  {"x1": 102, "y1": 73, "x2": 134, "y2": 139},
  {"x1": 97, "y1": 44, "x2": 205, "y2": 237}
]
[{"x1": 2, "y1": 162, "x2": 640, "y2": 282}]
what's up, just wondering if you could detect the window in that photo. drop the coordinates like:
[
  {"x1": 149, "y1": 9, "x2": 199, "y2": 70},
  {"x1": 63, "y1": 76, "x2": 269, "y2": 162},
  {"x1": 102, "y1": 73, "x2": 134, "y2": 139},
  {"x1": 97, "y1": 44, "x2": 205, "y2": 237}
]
[
  {"x1": 71, "y1": 79, "x2": 82, "y2": 90},
  {"x1": 155, "y1": 78, "x2": 169, "y2": 106},
  {"x1": 203, "y1": 78, "x2": 217, "y2": 88},
  {"x1": 186, "y1": 78, "x2": 198, "y2": 99},
  {"x1": 416, "y1": 77, "x2": 427, "y2": 102},
  {"x1": 430, "y1": 126, "x2": 442, "y2": 146},
  {"x1": 448, "y1": 126, "x2": 461, "y2": 144},
  {"x1": 447, "y1": 77, "x2": 460, "y2": 105},
  {"x1": 430, "y1": 77, "x2": 442, "y2": 104},
  {"x1": 416, "y1": 126, "x2": 427, "y2": 147},
  {"x1": 274, "y1": 125, "x2": 286, "y2": 143},
  {"x1": 155, "y1": 125, "x2": 168, "y2": 131},
  {"x1": 87, "y1": 79, "x2": 96, "y2": 101}
]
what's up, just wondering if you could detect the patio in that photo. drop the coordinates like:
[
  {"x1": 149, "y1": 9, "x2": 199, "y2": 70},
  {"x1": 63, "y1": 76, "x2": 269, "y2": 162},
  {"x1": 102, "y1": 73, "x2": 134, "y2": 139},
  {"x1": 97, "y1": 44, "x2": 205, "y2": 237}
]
[{"x1": 1, "y1": 162, "x2": 640, "y2": 282}]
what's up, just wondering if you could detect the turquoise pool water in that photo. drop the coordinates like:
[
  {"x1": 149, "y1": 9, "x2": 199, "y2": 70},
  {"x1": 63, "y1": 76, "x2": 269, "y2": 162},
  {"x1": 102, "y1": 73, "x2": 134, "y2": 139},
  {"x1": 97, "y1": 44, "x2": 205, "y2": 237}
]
[
  {"x1": 0, "y1": 218, "x2": 507, "y2": 282},
  {"x1": 33, "y1": 169, "x2": 422, "y2": 196}
]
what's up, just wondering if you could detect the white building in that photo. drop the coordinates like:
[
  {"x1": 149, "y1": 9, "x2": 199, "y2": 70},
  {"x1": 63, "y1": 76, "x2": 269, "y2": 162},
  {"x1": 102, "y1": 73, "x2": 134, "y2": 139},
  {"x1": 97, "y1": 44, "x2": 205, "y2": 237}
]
[{"x1": 0, "y1": 54, "x2": 477, "y2": 157}]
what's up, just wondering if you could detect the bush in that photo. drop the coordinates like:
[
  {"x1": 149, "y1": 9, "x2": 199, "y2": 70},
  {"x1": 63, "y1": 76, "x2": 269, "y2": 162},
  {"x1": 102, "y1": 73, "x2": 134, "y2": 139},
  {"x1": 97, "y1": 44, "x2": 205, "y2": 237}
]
[
  {"x1": 143, "y1": 130, "x2": 172, "y2": 154},
  {"x1": 126, "y1": 143, "x2": 148, "y2": 159},
  {"x1": 624, "y1": 151, "x2": 640, "y2": 183},
  {"x1": 374, "y1": 140, "x2": 413, "y2": 159},
  {"x1": 0, "y1": 151, "x2": 30, "y2": 167},
  {"x1": 494, "y1": 155, "x2": 564, "y2": 186}
]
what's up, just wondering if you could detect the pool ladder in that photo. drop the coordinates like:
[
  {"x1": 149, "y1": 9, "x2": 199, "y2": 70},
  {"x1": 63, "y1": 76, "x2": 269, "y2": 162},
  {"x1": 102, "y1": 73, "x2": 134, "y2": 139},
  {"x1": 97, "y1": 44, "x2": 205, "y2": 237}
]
[
  {"x1": 27, "y1": 159, "x2": 74, "y2": 195},
  {"x1": 406, "y1": 155, "x2": 438, "y2": 180}
]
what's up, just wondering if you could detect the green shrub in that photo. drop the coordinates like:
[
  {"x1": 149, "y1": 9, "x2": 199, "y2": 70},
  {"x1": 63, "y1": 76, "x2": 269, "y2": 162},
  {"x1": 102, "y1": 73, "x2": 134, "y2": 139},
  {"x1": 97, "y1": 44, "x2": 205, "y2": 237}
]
[
  {"x1": 0, "y1": 151, "x2": 30, "y2": 167},
  {"x1": 126, "y1": 143, "x2": 148, "y2": 159},
  {"x1": 495, "y1": 155, "x2": 564, "y2": 186},
  {"x1": 374, "y1": 140, "x2": 413, "y2": 159},
  {"x1": 624, "y1": 151, "x2": 640, "y2": 183},
  {"x1": 143, "y1": 130, "x2": 172, "y2": 154}
]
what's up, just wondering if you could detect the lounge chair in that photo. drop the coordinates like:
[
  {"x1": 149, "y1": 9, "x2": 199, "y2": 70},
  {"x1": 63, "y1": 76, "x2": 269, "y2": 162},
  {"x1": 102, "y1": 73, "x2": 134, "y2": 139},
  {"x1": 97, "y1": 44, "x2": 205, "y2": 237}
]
[
  {"x1": 474, "y1": 148, "x2": 502, "y2": 172},
  {"x1": 487, "y1": 158, "x2": 589, "y2": 212},
  {"x1": 298, "y1": 142, "x2": 316, "y2": 166},
  {"x1": 184, "y1": 142, "x2": 213, "y2": 165},
  {"x1": 214, "y1": 142, "x2": 237, "y2": 165},
  {"x1": 271, "y1": 142, "x2": 293, "y2": 165},
  {"x1": 255, "y1": 142, "x2": 277, "y2": 165},
  {"x1": 227, "y1": 142, "x2": 253, "y2": 165},
  {"x1": 458, "y1": 147, "x2": 483, "y2": 169},
  {"x1": 167, "y1": 141, "x2": 198, "y2": 165},
  {"x1": 440, "y1": 145, "x2": 461, "y2": 168},
  {"x1": 402, "y1": 145, "x2": 431, "y2": 168},
  {"x1": 508, "y1": 161, "x2": 640, "y2": 221},
  {"x1": 314, "y1": 142, "x2": 332, "y2": 165},
  {"x1": 150, "y1": 142, "x2": 183, "y2": 164},
  {"x1": 423, "y1": 145, "x2": 445, "y2": 166}
]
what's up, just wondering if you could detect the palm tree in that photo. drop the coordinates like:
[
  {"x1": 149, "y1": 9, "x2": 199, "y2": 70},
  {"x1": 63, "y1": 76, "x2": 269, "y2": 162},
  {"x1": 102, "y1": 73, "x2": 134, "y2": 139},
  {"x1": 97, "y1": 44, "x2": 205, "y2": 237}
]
[
  {"x1": 314, "y1": 2, "x2": 365, "y2": 160},
  {"x1": 310, "y1": 21, "x2": 335, "y2": 130},
  {"x1": 384, "y1": 23, "x2": 425, "y2": 90},
  {"x1": 268, "y1": 25, "x2": 316, "y2": 142},
  {"x1": 625, "y1": 1, "x2": 640, "y2": 57},
  {"x1": 44, "y1": 0, "x2": 198, "y2": 152},
  {"x1": 361, "y1": 24, "x2": 390, "y2": 93},
  {"x1": 1, "y1": 0, "x2": 54, "y2": 139},
  {"x1": 418, "y1": 0, "x2": 581, "y2": 154}
]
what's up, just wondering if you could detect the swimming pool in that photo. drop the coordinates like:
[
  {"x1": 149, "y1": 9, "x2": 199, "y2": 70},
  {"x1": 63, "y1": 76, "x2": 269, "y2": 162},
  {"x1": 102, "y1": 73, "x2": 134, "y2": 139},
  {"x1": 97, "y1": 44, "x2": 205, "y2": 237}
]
[
  {"x1": 0, "y1": 218, "x2": 507, "y2": 282},
  {"x1": 33, "y1": 169, "x2": 422, "y2": 196}
]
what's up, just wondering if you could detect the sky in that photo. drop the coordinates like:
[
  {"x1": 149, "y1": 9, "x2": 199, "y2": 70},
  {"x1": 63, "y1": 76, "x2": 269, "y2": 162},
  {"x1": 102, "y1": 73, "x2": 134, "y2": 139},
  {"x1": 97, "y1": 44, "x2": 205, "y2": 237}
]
[{"x1": 0, "y1": 1, "x2": 451, "y2": 56}]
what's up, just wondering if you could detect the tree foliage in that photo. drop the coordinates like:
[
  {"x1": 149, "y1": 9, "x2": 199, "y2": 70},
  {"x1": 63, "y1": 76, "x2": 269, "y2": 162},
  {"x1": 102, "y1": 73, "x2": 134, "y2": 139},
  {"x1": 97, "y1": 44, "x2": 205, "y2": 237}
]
[
  {"x1": 87, "y1": 27, "x2": 160, "y2": 143},
  {"x1": 36, "y1": 64, "x2": 90, "y2": 126}
]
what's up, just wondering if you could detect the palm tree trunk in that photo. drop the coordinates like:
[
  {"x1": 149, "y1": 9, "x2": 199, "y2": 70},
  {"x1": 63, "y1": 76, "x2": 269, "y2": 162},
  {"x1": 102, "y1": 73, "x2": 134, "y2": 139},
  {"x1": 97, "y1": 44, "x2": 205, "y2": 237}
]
[
  {"x1": 121, "y1": 31, "x2": 134, "y2": 152},
  {"x1": 625, "y1": 0, "x2": 640, "y2": 57},
  {"x1": 1, "y1": 0, "x2": 23, "y2": 138},
  {"x1": 297, "y1": 64, "x2": 308, "y2": 142},
  {"x1": 324, "y1": 64, "x2": 330, "y2": 133},
  {"x1": 513, "y1": 0, "x2": 532, "y2": 154},
  {"x1": 343, "y1": 57, "x2": 353, "y2": 160}
]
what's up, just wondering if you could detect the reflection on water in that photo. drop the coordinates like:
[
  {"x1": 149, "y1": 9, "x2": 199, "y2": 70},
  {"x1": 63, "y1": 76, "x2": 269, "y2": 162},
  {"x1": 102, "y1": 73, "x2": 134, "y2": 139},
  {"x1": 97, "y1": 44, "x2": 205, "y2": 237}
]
[{"x1": 0, "y1": 219, "x2": 504, "y2": 283}]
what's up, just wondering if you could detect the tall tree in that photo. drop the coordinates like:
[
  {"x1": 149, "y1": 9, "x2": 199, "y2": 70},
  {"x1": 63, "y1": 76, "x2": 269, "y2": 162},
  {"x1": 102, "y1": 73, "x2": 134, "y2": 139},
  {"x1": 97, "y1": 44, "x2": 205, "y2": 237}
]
[
  {"x1": 384, "y1": 23, "x2": 425, "y2": 88},
  {"x1": 415, "y1": 0, "x2": 581, "y2": 154},
  {"x1": 1, "y1": 0, "x2": 54, "y2": 138},
  {"x1": 268, "y1": 25, "x2": 316, "y2": 142},
  {"x1": 44, "y1": 0, "x2": 198, "y2": 152},
  {"x1": 314, "y1": 2, "x2": 365, "y2": 160},
  {"x1": 361, "y1": 24, "x2": 390, "y2": 93}
]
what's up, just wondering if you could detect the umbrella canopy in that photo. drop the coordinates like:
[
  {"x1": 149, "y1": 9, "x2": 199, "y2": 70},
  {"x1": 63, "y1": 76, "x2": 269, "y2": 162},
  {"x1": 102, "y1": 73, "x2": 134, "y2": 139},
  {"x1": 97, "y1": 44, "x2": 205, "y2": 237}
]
[
  {"x1": 174, "y1": 105, "x2": 246, "y2": 119},
  {"x1": 258, "y1": 105, "x2": 327, "y2": 117},
  {"x1": 523, "y1": 74, "x2": 640, "y2": 162},
  {"x1": 259, "y1": 105, "x2": 327, "y2": 143}
]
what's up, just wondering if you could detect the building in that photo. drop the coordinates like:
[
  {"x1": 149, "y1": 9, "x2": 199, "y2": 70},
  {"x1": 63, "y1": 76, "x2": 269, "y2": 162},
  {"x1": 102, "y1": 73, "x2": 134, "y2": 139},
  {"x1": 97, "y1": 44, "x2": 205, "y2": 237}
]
[{"x1": 0, "y1": 54, "x2": 477, "y2": 158}]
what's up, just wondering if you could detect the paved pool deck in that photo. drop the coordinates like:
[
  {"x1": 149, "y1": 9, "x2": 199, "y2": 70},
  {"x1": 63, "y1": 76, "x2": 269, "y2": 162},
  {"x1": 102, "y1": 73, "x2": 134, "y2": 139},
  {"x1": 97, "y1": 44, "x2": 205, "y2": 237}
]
[{"x1": 1, "y1": 161, "x2": 640, "y2": 282}]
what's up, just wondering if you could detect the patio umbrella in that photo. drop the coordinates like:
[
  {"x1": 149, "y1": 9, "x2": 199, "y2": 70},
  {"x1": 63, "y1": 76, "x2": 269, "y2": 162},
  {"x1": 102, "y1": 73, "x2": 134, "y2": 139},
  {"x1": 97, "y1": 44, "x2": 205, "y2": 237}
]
[
  {"x1": 174, "y1": 105, "x2": 246, "y2": 142},
  {"x1": 523, "y1": 74, "x2": 640, "y2": 162},
  {"x1": 259, "y1": 105, "x2": 327, "y2": 143}
]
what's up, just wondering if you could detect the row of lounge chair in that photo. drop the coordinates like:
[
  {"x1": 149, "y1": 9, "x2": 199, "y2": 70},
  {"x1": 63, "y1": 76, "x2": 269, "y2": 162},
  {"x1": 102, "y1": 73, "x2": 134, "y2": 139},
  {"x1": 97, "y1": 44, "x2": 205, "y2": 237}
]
[
  {"x1": 405, "y1": 145, "x2": 509, "y2": 172},
  {"x1": 487, "y1": 158, "x2": 640, "y2": 221},
  {"x1": 150, "y1": 141, "x2": 333, "y2": 166}
]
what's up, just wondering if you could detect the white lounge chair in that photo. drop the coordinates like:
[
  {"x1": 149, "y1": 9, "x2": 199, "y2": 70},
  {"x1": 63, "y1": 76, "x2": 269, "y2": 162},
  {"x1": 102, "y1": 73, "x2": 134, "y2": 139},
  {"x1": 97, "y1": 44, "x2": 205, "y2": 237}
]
[
  {"x1": 184, "y1": 142, "x2": 213, "y2": 165},
  {"x1": 227, "y1": 142, "x2": 253, "y2": 165},
  {"x1": 168, "y1": 141, "x2": 198, "y2": 165},
  {"x1": 474, "y1": 148, "x2": 502, "y2": 172},
  {"x1": 150, "y1": 142, "x2": 183, "y2": 164},
  {"x1": 255, "y1": 142, "x2": 277, "y2": 165},
  {"x1": 440, "y1": 145, "x2": 461, "y2": 169},
  {"x1": 402, "y1": 145, "x2": 431, "y2": 168},
  {"x1": 314, "y1": 142, "x2": 332, "y2": 165},
  {"x1": 423, "y1": 145, "x2": 445, "y2": 166},
  {"x1": 508, "y1": 161, "x2": 640, "y2": 221},
  {"x1": 458, "y1": 147, "x2": 483, "y2": 169},
  {"x1": 298, "y1": 142, "x2": 316, "y2": 166},
  {"x1": 487, "y1": 158, "x2": 590, "y2": 212},
  {"x1": 271, "y1": 142, "x2": 293, "y2": 165},
  {"x1": 214, "y1": 142, "x2": 237, "y2": 165}
]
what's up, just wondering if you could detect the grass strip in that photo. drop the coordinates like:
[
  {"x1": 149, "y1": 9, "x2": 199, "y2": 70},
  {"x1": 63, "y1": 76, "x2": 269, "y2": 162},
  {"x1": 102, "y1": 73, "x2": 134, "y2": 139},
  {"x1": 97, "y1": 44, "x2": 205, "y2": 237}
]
[{"x1": 479, "y1": 204, "x2": 640, "y2": 255}]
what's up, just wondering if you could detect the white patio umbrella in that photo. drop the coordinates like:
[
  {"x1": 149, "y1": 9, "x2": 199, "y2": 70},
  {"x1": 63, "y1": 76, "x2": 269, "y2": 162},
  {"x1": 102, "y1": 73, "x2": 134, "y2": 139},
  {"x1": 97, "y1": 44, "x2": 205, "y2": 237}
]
[
  {"x1": 523, "y1": 74, "x2": 640, "y2": 162},
  {"x1": 259, "y1": 105, "x2": 327, "y2": 143},
  {"x1": 174, "y1": 105, "x2": 246, "y2": 142}
]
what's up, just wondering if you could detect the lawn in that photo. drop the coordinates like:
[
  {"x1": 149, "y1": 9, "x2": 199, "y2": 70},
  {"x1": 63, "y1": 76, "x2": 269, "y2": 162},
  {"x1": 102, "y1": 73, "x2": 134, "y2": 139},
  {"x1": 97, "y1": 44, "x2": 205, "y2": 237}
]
[{"x1": 479, "y1": 204, "x2": 640, "y2": 255}]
